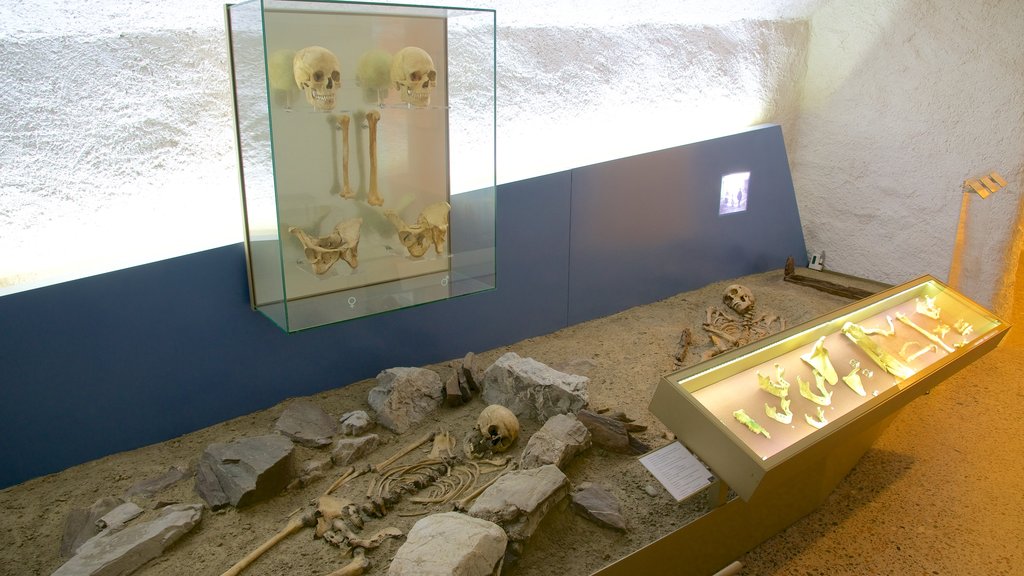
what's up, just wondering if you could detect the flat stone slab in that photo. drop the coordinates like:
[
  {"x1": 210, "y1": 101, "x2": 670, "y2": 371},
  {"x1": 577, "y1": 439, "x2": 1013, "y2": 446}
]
[
  {"x1": 468, "y1": 464, "x2": 569, "y2": 543},
  {"x1": 60, "y1": 497, "x2": 124, "y2": 558},
  {"x1": 519, "y1": 413, "x2": 591, "y2": 470},
  {"x1": 123, "y1": 466, "x2": 189, "y2": 499},
  {"x1": 194, "y1": 434, "x2": 294, "y2": 509},
  {"x1": 388, "y1": 512, "x2": 507, "y2": 576},
  {"x1": 368, "y1": 367, "x2": 443, "y2": 434},
  {"x1": 481, "y1": 352, "x2": 589, "y2": 423},
  {"x1": 571, "y1": 482, "x2": 627, "y2": 531},
  {"x1": 274, "y1": 399, "x2": 338, "y2": 447},
  {"x1": 52, "y1": 503, "x2": 202, "y2": 576}
]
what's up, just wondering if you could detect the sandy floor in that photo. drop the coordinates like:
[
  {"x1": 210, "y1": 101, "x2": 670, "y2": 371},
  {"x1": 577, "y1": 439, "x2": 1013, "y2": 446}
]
[{"x1": 2, "y1": 269, "x2": 1017, "y2": 576}]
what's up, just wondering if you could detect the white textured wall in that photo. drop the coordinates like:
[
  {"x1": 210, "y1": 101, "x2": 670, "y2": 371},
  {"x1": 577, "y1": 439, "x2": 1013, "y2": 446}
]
[
  {"x1": 789, "y1": 0, "x2": 1024, "y2": 308},
  {"x1": 2, "y1": 0, "x2": 1020, "y2": 309},
  {"x1": 0, "y1": 0, "x2": 814, "y2": 293}
]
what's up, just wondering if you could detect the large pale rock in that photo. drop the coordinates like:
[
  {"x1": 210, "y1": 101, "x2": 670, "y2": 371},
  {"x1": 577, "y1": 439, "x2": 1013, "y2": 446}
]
[
  {"x1": 273, "y1": 399, "x2": 338, "y2": 447},
  {"x1": 194, "y1": 434, "x2": 294, "y2": 509},
  {"x1": 481, "y1": 352, "x2": 589, "y2": 423},
  {"x1": 467, "y1": 464, "x2": 569, "y2": 543},
  {"x1": 368, "y1": 367, "x2": 443, "y2": 434},
  {"x1": 519, "y1": 413, "x2": 591, "y2": 470},
  {"x1": 331, "y1": 434, "x2": 380, "y2": 466},
  {"x1": 52, "y1": 503, "x2": 202, "y2": 576},
  {"x1": 388, "y1": 512, "x2": 507, "y2": 576}
]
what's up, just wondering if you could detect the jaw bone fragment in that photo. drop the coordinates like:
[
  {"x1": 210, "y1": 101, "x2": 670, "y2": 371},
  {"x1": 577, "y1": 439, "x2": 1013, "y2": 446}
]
[
  {"x1": 841, "y1": 322, "x2": 915, "y2": 380},
  {"x1": 385, "y1": 202, "x2": 450, "y2": 258},
  {"x1": 365, "y1": 110, "x2": 383, "y2": 206},
  {"x1": 804, "y1": 406, "x2": 828, "y2": 429},
  {"x1": 289, "y1": 218, "x2": 362, "y2": 274},
  {"x1": 842, "y1": 362, "x2": 867, "y2": 397},
  {"x1": 757, "y1": 365, "x2": 790, "y2": 398},
  {"x1": 798, "y1": 372, "x2": 833, "y2": 406},
  {"x1": 800, "y1": 336, "x2": 838, "y2": 385},
  {"x1": 764, "y1": 396, "x2": 792, "y2": 425}
]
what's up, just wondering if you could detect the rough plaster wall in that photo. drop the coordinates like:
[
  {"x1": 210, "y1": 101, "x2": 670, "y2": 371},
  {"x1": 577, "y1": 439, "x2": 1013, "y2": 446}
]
[
  {"x1": 0, "y1": 0, "x2": 814, "y2": 292},
  {"x1": 789, "y1": 0, "x2": 1024, "y2": 308}
]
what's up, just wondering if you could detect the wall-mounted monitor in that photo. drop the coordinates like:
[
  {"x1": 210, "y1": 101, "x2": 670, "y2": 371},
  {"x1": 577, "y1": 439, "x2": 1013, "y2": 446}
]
[{"x1": 719, "y1": 171, "x2": 750, "y2": 215}]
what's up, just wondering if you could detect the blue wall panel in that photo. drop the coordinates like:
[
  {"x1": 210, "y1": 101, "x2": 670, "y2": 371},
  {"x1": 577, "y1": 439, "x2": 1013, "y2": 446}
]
[
  {"x1": 0, "y1": 126, "x2": 803, "y2": 489},
  {"x1": 567, "y1": 124, "x2": 806, "y2": 324},
  {"x1": 0, "y1": 172, "x2": 572, "y2": 489}
]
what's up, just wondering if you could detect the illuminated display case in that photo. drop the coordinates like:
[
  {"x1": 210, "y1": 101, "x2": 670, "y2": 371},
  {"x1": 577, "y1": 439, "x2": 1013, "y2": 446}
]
[
  {"x1": 650, "y1": 275, "x2": 1009, "y2": 501},
  {"x1": 225, "y1": 0, "x2": 496, "y2": 331}
]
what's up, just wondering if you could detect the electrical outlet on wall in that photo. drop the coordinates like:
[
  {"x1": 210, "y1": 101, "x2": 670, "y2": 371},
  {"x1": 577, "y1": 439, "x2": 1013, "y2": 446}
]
[{"x1": 808, "y1": 250, "x2": 825, "y2": 271}]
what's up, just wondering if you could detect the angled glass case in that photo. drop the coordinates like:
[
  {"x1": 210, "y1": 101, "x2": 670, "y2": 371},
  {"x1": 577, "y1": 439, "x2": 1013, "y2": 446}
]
[
  {"x1": 650, "y1": 275, "x2": 1009, "y2": 501},
  {"x1": 226, "y1": 0, "x2": 496, "y2": 331}
]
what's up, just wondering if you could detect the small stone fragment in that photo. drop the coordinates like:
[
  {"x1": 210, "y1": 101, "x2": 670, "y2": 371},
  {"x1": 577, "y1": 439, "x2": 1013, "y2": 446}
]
[
  {"x1": 331, "y1": 434, "x2": 380, "y2": 467},
  {"x1": 122, "y1": 466, "x2": 189, "y2": 499},
  {"x1": 339, "y1": 410, "x2": 374, "y2": 436},
  {"x1": 96, "y1": 502, "x2": 143, "y2": 531}
]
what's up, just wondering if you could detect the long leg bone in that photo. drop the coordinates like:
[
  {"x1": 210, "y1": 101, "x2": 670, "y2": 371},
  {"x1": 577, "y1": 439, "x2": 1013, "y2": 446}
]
[
  {"x1": 336, "y1": 114, "x2": 355, "y2": 199},
  {"x1": 365, "y1": 110, "x2": 383, "y2": 206},
  {"x1": 220, "y1": 511, "x2": 316, "y2": 576},
  {"x1": 322, "y1": 548, "x2": 370, "y2": 576},
  {"x1": 373, "y1": 432, "x2": 434, "y2": 473}
]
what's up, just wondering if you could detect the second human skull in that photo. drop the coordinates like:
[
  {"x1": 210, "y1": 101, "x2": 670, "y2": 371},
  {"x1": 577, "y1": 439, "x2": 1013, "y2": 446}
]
[
  {"x1": 477, "y1": 404, "x2": 519, "y2": 452},
  {"x1": 391, "y1": 46, "x2": 436, "y2": 107},
  {"x1": 723, "y1": 284, "x2": 755, "y2": 315},
  {"x1": 293, "y1": 46, "x2": 341, "y2": 112}
]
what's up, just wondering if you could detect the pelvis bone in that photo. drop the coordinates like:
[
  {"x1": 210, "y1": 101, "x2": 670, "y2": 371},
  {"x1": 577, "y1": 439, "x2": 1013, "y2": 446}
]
[
  {"x1": 289, "y1": 218, "x2": 362, "y2": 274},
  {"x1": 385, "y1": 202, "x2": 449, "y2": 258}
]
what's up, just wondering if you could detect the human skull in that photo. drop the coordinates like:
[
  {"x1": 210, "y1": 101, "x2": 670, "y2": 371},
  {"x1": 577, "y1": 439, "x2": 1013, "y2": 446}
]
[
  {"x1": 390, "y1": 46, "x2": 436, "y2": 107},
  {"x1": 477, "y1": 404, "x2": 519, "y2": 452},
  {"x1": 293, "y1": 46, "x2": 341, "y2": 112},
  {"x1": 723, "y1": 284, "x2": 755, "y2": 315}
]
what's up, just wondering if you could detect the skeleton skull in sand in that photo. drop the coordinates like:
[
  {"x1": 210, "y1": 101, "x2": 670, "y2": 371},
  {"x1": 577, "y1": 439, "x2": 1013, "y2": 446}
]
[
  {"x1": 468, "y1": 404, "x2": 519, "y2": 455},
  {"x1": 293, "y1": 46, "x2": 341, "y2": 112},
  {"x1": 390, "y1": 46, "x2": 436, "y2": 107},
  {"x1": 723, "y1": 284, "x2": 755, "y2": 316}
]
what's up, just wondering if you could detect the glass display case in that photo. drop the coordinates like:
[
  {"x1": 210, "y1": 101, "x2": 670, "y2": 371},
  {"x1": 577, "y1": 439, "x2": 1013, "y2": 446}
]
[
  {"x1": 650, "y1": 275, "x2": 1009, "y2": 501},
  {"x1": 225, "y1": 0, "x2": 496, "y2": 331}
]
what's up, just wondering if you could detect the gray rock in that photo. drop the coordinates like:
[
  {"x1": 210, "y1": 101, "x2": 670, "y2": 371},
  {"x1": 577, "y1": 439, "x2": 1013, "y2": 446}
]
[
  {"x1": 273, "y1": 399, "x2": 338, "y2": 447},
  {"x1": 52, "y1": 503, "x2": 202, "y2": 576},
  {"x1": 388, "y1": 512, "x2": 507, "y2": 576},
  {"x1": 331, "y1": 434, "x2": 380, "y2": 466},
  {"x1": 194, "y1": 435, "x2": 294, "y2": 509},
  {"x1": 468, "y1": 464, "x2": 569, "y2": 543},
  {"x1": 96, "y1": 502, "x2": 143, "y2": 531},
  {"x1": 60, "y1": 497, "x2": 123, "y2": 558},
  {"x1": 571, "y1": 483, "x2": 627, "y2": 531},
  {"x1": 339, "y1": 410, "x2": 374, "y2": 436},
  {"x1": 123, "y1": 466, "x2": 189, "y2": 499},
  {"x1": 519, "y1": 413, "x2": 591, "y2": 470},
  {"x1": 481, "y1": 352, "x2": 589, "y2": 423},
  {"x1": 368, "y1": 367, "x2": 443, "y2": 434}
]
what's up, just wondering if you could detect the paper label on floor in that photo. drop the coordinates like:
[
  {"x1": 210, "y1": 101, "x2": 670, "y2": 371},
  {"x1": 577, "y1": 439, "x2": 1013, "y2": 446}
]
[{"x1": 639, "y1": 441, "x2": 715, "y2": 501}]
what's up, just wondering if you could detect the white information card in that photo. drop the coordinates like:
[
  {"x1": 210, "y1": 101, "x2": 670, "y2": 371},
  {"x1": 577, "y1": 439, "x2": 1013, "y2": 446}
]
[{"x1": 639, "y1": 441, "x2": 715, "y2": 501}]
